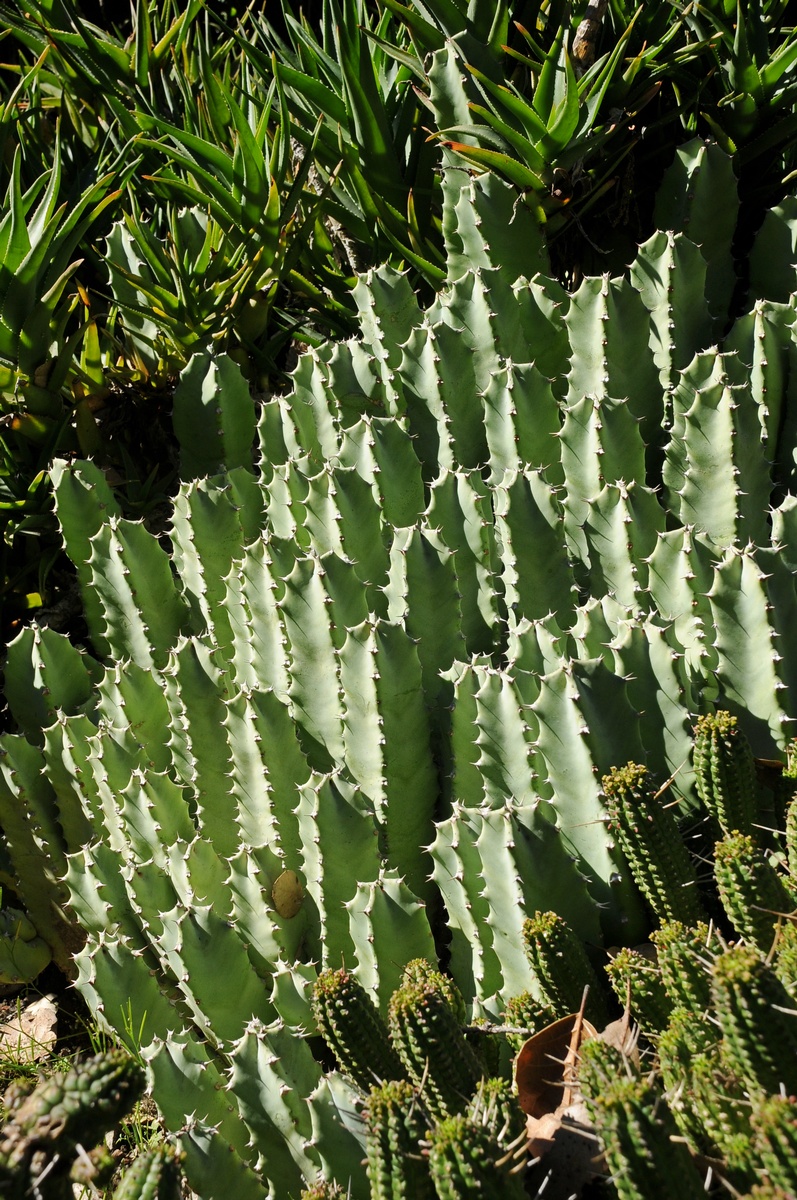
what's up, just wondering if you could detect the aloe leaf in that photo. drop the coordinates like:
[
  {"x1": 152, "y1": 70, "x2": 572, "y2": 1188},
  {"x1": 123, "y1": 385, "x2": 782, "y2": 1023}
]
[
  {"x1": 436, "y1": 140, "x2": 546, "y2": 189},
  {"x1": 333, "y1": 0, "x2": 405, "y2": 206},
  {"x1": 533, "y1": 19, "x2": 567, "y2": 125}
]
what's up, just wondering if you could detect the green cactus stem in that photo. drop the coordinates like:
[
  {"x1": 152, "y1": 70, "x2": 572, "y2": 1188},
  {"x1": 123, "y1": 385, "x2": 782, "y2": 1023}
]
[
  {"x1": 0, "y1": 1050, "x2": 146, "y2": 1200},
  {"x1": 713, "y1": 831, "x2": 794, "y2": 954},
  {"x1": 521, "y1": 910, "x2": 609, "y2": 1027},
  {"x1": 650, "y1": 920, "x2": 720, "y2": 1017},
  {"x1": 693, "y1": 711, "x2": 758, "y2": 836},
  {"x1": 583, "y1": 1067, "x2": 706, "y2": 1200},
  {"x1": 576, "y1": 1035, "x2": 634, "y2": 1101},
  {"x1": 311, "y1": 968, "x2": 405, "y2": 1092},
  {"x1": 750, "y1": 1094, "x2": 797, "y2": 1197},
  {"x1": 0, "y1": 1050, "x2": 145, "y2": 1174},
  {"x1": 466, "y1": 1077, "x2": 525, "y2": 1145},
  {"x1": 501, "y1": 992, "x2": 556, "y2": 1052},
  {"x1": 711, "y1": 945, "x2": 797, "y2": 1096},
  {"x1": 426, "y1": 1113, "x2": 526, "y2": 1200},
  {"x1": 657, "y1": 1009, "x2": 747, "y2": 1161},
  {"x1": 110, "y1": 1144, "x2": 184, "y2": 1200},
  {"x1": 605, "y1": 946, "x2": 672, "y2": 1036},
  {"x1": 400, "y1": 959, "x2": 467, "y2": 1025},
  {"x1": 388, "y1": 978, "x2": 484, "y2": 1121},
  {"x1": 602, "y1": 763, "x2": 705, "y2": 926},
  {"x1": 773, "y1": 918, "x2": 797, "y2": 989},
  {"x1": 363, "y1": 1079, "x2": 434, "y2": 1200},
  {"x1": 783, "y1": 769, "x2": 797, "y2": 885},
  {"x1": 300, "y1": 1183, "x2": 348, "y2": 1200}
]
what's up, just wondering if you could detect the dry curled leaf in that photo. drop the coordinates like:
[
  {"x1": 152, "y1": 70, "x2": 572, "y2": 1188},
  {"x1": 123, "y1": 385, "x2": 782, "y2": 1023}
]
[{"x1": 514, "y1": 1012, "x2": 598, "y2": 1120}]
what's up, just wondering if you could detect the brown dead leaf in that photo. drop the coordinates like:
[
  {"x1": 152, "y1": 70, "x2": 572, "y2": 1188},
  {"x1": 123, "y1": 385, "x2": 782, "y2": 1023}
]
[
  {"x1": 600, "y1": 1013, "x2": 640, "y2": 1066},
  {"x1": 525, "y1": 1097, "x2": 605, "y2": 1199},
  {"x1": 0, "y1": 995, "x2": 57, "y2": 1062},
  {"x1": 514, "y1": 1012, "x2": 598, "y2": 1119}
]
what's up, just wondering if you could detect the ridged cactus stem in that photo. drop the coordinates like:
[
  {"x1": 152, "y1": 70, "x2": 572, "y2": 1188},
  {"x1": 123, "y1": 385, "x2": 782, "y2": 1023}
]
[
  {"x1": 605, "y1": 947, "x2": 672, "y2": 1036},
  {"x1": 784, "y1": 776, "x2": 797, "y2": 885},
  {"x1": 713, "y1": 831, "x2": 794, "y2": 954},
  {"x1": 650, "y1": 920, "x2": 720, "y2": 1017},
  {"x1": 712, "y1": 946, "x2": 797, "y2": 1096},
  {"x1": 388, "y1": 979, "x2": 484, "y2": 1121},
  {"x1": 693, "y1": 710, "x2": 758, "y2": 836},
  {"x1": 521, "y1": 910, "x2": 610, "y2": 1027},
  {"x1": 602, "y1": 763, "x2": 705, "y2": 926},
  {"x1": 584, "y1": 1071, "x2": 706, "y2": 1200},
  {"x1": 426, "y1": 1113, "x2": 526, "y2": 1200},
  {"x1": 0, "y1": 1050, "x2": 147, "y2": 1200},
  {"x1": 501, "y1": 992, "x2": 555, "y2": 1052},
  {"x1": 400, "y1": 959, "x2": 467, "y2": 1024},
  {"x1": 110, "y1": 1144, "x2": 184, "y2": 1200},
  {"x1": 363, "y1": 1079, "x2": 434, "y2": 1200},
  {"x1": 0, "y1": 1050, "x2": 145, "y2": 1170},
  {"x1": 311, "y1": 968, "x2": 405, "y2": 1092},
  {"x1": 657, "y1": 1009, "x2": 747, "y2": 1160},
  {"x1": 750, "y1": 1094, "x2": 797, "y2": 1196}
]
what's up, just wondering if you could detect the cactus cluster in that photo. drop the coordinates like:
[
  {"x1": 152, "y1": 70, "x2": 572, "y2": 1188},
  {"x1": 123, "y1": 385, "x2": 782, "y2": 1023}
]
[
  {"x1": 0, "y1": 1048, "x2": 183, "y2": 1200},
  {"x1": 308, "y1": 961, "x2": 526, "y2": 1200},
  {"x1": 2, "y1": 135, "x2": 797, "y2": 1195}
]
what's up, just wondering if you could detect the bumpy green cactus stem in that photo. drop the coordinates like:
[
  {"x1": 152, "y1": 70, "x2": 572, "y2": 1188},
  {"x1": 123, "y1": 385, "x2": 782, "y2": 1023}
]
[
  {"x1": 693, "y1": 711, "x2": 758, "y2": 836},
  {"x1": 584, "y1": 1069, "x2": 706, "y2": 1200},
  {"x1": 713, "y1": 831, "x2": 794, "y2": 953},
  {"x1": 784, "y1": 783, "x2": 797, "y2": 885},
  {"x1": 605, "y1": 947, "x2": 672, "y2": 1036},
  {"x1": 650, "y1": 921, "x2": 720, "y2": 1017},
  {"x1": 0, "y1": 1050, "x2": 146, "y2": 1200},
  {"x1": 111, "y1": 1144, "x2": 184, "y2": 1200},
  {"x1": 388, "y1": 978, "x2": 484, "y2": 1121},
  {"x1": 602, "y1": 764, "x2": 705, "y2": 925},
  {"x1": 657, "y1": 1009, "x2": 747, "y2": 1161},
  {"x1": 363, "y1": 1079, "x2": 434, "y2": 1200},
  {"x1": 521, "y1": 910, "x2": 609, "y2": 1027},
  {"x1": 501, "y1": 992, "x2": 555, "y2": 1052},
  {"x1": 773, "y1": 918, "x2": 797, "y2": 988},
  {"x1": 711, "y1": 946, "x2": 797, "y2": 1096},
  {"x1": 426, "y1": 1113, "x2": 526, "y2": 1200},
  {"x1": 311, "y1": 968, "x2": 405, "y2": 1092},
  {"x1": 400, "y1": 960, "x2": 467, "y2": 1025},
  {"x1": 0, "y1": 1050, "x2": 145, "y2": 1170},
  {"x1": 300, "y1": 1183, "x2": 348, "y2": 1200},
  {"x1": 750, "y1": 1094, "x2": 797, "y2": 1197}
]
